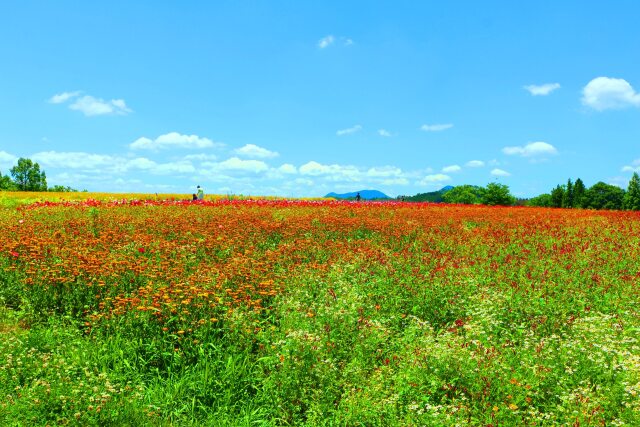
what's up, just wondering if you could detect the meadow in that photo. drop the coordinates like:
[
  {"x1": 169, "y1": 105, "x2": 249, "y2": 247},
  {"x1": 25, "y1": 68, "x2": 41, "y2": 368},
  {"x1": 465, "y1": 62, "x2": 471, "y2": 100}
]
[{"x1": 0, "y1": 195, "x2": 638, "y2": 426}]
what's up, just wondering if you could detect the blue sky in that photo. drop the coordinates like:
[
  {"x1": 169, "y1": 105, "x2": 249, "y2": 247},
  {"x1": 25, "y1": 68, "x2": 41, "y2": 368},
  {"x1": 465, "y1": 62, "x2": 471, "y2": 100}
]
[{"x1": 1, "y1": 1, "x2": 639, "y2": 197}]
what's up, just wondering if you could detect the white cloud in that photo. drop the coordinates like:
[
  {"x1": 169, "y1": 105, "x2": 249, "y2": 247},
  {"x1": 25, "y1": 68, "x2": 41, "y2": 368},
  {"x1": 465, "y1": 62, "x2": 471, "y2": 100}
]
[
  {"x1": 343, "y1": 38, "x2": 354, "y2": 46},
  {"x1": 524, "y1": 83, "x2": 561, "y2": 96},
  {"x1": 622, "y1": 166, "x2": 640, "y2": 173},
  {"x1": 381, "y1": 178, "x2": 409, "y2": 186},
  {"x1": 125, "y1": 157, "x2": 157, "y2": 170},
  {"x1": 130, "y1": 132, "x2": 219, "y2": 151},
  {"x1": 151, "y1": 161, "x2": 195, "y2": 175},
  {"x1": 32, "y1": 151, "x2": 116, "y2": 169},
  {"x1": 442, "y1": 165, "x2": 461, "y2": 173},
  {"x1": 318, "y1": 35, "x2": 335, "y2": 49},
  {"x1": 217, "y1": 157, "x2": 268, "y2": 173},
  {"x1": 502, "y1": 141, "x2": 557, "y2": 157},
  {"x1": 30, "y1": 150, "x2": 196, "y2": 177},
  {"x1": 69, "y1": 95, "x2": 132, "y2": 116},
  {"x1": 582, "y1": 77, "x2": 640, "y2": 111},
  {"x1": 421, "y1": 123, "x2": 453, "y2": 132},
  {"x1": 278, "y1": 164, "x2": 297, "y2": 174},
  {"x1": 491, "y1": 168, "x2": 511, "y2": 177},
  {"x1": 295, "y1": 178, "x2": 315, "y2": 186},
  {"x1": 49, "y1": 91, "x2": 81, "y2": 104},
  {"x1": 465, "y1": 160, "x2": 485, "y2": 167},
  {"x1": 366, "y1": 166, "x2": 403, "y2": 178},
  {"x1": 234, "y1": 144, "x2": 279, "y2": 159},
  {"x1": 182, "y1": 153, "x2": 218, "y2": 162},
  {"x1": 418, "y1": 174, "x2": 451, "y2": 185},
  {"x1": 0, "y1": 151, "x2": 18, "y2": 169},
  {"x1": 378, "y1": 129, "x2": 392, "y2": 137},
  {"x1": 299, "y1": 161, "x2": 360, "y2": 181},
  {"x1": 622, "y1": 159, "x2": 640, "y2": 173},
  {"x1": 336, "y1": 125, "x2": 362, "y2": 136}
]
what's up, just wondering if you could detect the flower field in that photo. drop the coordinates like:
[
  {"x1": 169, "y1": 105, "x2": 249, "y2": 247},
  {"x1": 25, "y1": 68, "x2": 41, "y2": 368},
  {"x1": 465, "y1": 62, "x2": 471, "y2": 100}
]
[{"x1": 1, "y1": 198, "x2": 639, "y2": 426}]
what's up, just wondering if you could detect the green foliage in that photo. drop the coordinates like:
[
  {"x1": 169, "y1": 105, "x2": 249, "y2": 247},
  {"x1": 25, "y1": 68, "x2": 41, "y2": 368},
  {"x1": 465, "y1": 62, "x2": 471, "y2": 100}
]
[
  {"x1": 624, "y1": 172, "x2": 640, "y2": 210},
  {"x1": 573, "y1": 178, "x2": 586, "y2": 208},
  {"x1": 10, "y1": 158, "x2": 47, "y2": 191},
  {"x1": 527, "y1": 193, "x2": 552, "y2": 207},
  {"x1": 481, "y1": 182, "x2": 515, "y2": 206},
  {"x1": 442, "y1": 185, "x2": 484, "y2": 204},
  {"x1": 0, "y1": 170, "x2": 15, "y2": 190},
  {"x1": 550, "y1": 184, "x2": 565, "y2": 208},
  {"x1": 584, "y1": 181, "x2": 625, "y2": 210},
  {"x1": 562, "y1": 179, "x2": 574, "y2": 208},
  {"x1": 48, "y1": 185, "x2": 79, "y2": 192},
  {"x1": 405, "y1": 187, "x2": 449, "y2": 202}
]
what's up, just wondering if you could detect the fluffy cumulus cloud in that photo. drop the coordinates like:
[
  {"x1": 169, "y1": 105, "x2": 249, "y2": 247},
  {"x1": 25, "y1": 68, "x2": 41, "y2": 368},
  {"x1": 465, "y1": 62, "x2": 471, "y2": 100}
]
[
  {"x1": 234, "y1": 144, "x2": 279, "y2": 159},
  {"x1": 366, "y1": 166, "x2": 403, "y2": 178},
  {"x1": 502, "y1": 141, "x2": 558, "y2": 157},
  {"x1": 151, "y1": 161, "x2": 196, "y2": 175},
  {"x1": 49, "y1": 91, "x2": 132, "y2": 116},
  {"x1": 378, "y1": 129, "x2": 392, "y2": 137},
  {"x1": 421, "y1": 123, "x2": 453, "y2": 132},
  {"x1": 336, "y1": 125, "x2": 362, "y2": 136},
  {"x1": 30, "y1": 150, "x2": 196, "y2": 177},
  {"x1": 418, "y1": 174, "x2": 450, "y2": 185},
  {"x1": 130, "y1": 132, "x2": 220, "y2": 151},
  {"x1": 278, "y1": 164, "x2": 297, "y2": 174},
  {"x1": 182, "y1": 153, "x2": 218, "y2": 162},
  {"x1": 465, "y1": 160, "x2": 485, "y2": 167},
  {"x1": 318, "y1": 35, "x2": 335, "y2": 49},
  {"x1": 32, "y1": 151, "x2": 116, "y2": 169},
  {"x1": 299, "y1": 161, "x2": 360, "y2": 181},
  {"x1": 71, "y1": 96, "x2": 132, "y2": 116},
  {"x1": 0, "y1": 150, "x2": 18, "y2": 169},
  {"x1": 442, "y1": 165, "x2": 461, "y2": 173},
  {"x1": 216, "y1": 157, "x2": 269, "y2": 173},
  {"x1": 622, "y1": 158, "x2": 640, "y2": 173},
  {"x1": 582, "y1": 77, "x2": 640, "y2": 111},
  {"x1": 491, "y1": 168, "x2": 511, "y2": 177},
  {"x1": 48, "y1": 91, "x2": 81, "y2": 104},
  {"x1": 524, "y1": 83, "x2": 561, "y2": 96}
]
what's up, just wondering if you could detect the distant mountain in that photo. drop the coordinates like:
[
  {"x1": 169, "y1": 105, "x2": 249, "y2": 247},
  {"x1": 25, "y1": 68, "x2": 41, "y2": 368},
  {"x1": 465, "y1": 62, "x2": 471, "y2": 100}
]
[
  {"x1": 405, "y1": 186, "x2": 453, "y2": 202},
  {"x1": 325, "y1": 190, "x2": 391, "y2": 200}
]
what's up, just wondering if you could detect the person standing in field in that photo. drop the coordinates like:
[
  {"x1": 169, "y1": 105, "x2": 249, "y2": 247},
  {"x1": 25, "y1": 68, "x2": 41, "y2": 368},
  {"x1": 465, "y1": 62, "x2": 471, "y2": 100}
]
[
  {"x1": 197, "y1": 185, "x2": 204, "y2": 200},
  {"x1": 355, "y1": 192, "x2": 361, "y2": 202}
]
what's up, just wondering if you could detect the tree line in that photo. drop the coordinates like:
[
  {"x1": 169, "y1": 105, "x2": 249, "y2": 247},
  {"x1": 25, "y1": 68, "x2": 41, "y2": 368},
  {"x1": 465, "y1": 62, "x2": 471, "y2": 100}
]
[
  {"x1": 0, "y1": 157, "x2": 78, "y2": 192},
  {"x1": 440, "y1": 174, "x2": 640, "y2": 211},
  {"x1": 526, "y1": 175, "x2": 640, "y2": 210}
]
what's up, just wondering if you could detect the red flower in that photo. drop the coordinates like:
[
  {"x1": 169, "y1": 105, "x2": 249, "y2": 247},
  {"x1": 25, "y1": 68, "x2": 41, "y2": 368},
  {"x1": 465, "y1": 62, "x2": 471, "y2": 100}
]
[
  {"x1": 10, "y1": 251, "x2": 19, "y2": 258},
  {"x1": 138, "y1": 247, "x2": 146, "y2": 254}
]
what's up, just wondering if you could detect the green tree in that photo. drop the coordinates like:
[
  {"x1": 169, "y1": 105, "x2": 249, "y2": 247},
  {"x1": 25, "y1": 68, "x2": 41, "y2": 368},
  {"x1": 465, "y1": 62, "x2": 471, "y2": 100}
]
[
  {"x1": 0, "y1": 170, "x2": 15, "y2": 190},
  {"x1": 573, "y1": 178, "x2": 586, "y2": 208},
  {"x1": 481, "y1": 182, "x2": 515, "y2": 206},
  {"x1": 623, "y1": 172, "x2": 640, "y2": 210},
  {"x1": 562, "y1": 179, "x2": 574, "y2": 208},
  {"x1": 48, "y1": 185, "x2": 78, "y2": 192},
  {"x1": 442, "y1": 185, "x2": 484, "y2": 204},
  {"x1": 584, "y1": 182, "x2": 625, "y2": 210},
  {"x1": 550, "y1": 185, "x2": 565, "y2": 208},
  {"x1": 10, "y1": 158, "x2": 47, "y2": 191},
  {"x1": 527, "y1": 193, "x2": 552, "y2": 207}
]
